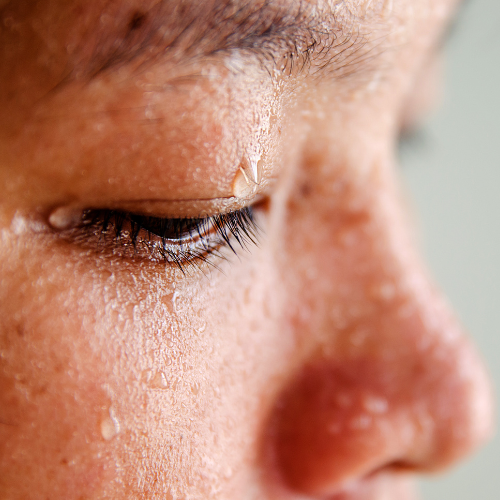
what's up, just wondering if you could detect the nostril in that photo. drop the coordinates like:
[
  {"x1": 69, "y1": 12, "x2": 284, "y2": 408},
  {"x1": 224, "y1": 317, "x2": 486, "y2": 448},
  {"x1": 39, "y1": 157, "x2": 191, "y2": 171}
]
[
  {"x1": 368, "y1": 460, "x2": 418, "y2": 477},
  {"x1": 267, "y1": 339, "x2": 493, "y2": 497},
  {"x1": 267, "y1": 360, "x2": 414, "y2": 494}
]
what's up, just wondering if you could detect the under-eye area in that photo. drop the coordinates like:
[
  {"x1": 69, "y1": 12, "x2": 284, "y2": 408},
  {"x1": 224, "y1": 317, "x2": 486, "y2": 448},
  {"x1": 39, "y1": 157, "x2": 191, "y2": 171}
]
[{"x1": 58, "y1": 206, "x2": 260, "y2": 271}]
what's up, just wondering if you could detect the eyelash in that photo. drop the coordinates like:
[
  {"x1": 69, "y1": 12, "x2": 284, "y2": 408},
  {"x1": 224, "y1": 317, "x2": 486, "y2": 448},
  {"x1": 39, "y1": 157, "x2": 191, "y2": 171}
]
[{"x1": 70, "y1": 206, "x2": 259, "y2": 272}]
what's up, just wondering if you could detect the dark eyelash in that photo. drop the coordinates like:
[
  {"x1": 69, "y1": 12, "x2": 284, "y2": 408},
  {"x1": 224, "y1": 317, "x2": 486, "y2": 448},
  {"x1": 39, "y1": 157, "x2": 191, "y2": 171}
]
[{"x1": 78, "y1": 206, "x2": 259, "y2": 272}]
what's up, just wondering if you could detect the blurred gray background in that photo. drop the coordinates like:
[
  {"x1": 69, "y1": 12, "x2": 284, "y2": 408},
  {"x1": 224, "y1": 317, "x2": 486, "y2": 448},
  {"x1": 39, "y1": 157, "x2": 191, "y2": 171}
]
[{"x1": 399, "y1": 0, "x2": 500, "y2": 498}]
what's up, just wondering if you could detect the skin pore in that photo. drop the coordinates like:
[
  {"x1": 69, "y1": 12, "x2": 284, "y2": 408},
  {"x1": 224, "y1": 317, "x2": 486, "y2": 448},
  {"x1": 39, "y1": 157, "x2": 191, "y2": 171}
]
[{"x1": 0, "y1": 0, "x2": 494, "y2": 499}]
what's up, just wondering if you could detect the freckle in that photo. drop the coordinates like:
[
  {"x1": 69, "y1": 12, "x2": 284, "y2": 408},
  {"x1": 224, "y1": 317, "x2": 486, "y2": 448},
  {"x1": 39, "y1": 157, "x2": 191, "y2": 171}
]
[
  {"x1": 48, "y1": 206, "x2": 82, "y2": 230},
  {"x1": 15, "y1": 324, "x2": 24, "y2": 337},
  {"x1": 299, "y1": 182, "x2": 312, "y2": 198}
]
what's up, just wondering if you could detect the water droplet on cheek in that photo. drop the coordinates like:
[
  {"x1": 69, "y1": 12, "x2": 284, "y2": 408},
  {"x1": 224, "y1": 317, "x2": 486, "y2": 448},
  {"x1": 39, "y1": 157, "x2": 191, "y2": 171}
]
[
  {"x1": 100, "y1": 408, "x2": 120, "y2": 441},
  {"x1": 141, "y1": 369, "x2": 170, "y2": 390},
  {"x1": 150, "y1": 371, "x2": 169, "y2": 389}
]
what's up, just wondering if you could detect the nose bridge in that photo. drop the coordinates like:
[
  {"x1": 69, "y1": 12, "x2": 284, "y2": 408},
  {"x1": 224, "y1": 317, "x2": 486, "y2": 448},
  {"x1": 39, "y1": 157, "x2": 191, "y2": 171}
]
[{"x1": 271, "y1": 156, "x2": 493, "y2": 496}]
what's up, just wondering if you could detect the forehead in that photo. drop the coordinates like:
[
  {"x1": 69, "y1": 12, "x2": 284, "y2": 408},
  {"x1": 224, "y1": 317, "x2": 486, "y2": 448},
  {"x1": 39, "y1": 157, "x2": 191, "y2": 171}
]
[{"x1": 1, "y1": 0, "x2": 458, "y2": 58}]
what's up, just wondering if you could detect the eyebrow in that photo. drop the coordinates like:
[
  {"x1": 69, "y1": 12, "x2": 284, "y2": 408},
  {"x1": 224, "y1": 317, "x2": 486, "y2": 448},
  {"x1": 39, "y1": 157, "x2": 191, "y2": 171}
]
[{"x1": 69, "y1": 0, "x2": 371, "y2": 81}]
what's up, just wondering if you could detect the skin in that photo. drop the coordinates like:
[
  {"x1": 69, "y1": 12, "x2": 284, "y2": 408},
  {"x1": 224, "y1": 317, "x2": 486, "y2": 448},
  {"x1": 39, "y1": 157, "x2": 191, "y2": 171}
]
[{"x1": 0, "y1": 0, "x2": 494, "y2": 499}]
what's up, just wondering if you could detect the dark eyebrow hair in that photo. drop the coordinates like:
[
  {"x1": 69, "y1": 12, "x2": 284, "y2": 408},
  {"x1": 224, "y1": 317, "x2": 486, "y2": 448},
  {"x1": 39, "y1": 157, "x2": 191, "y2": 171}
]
[{"x1": 68, "y1": 0, "x2": 376, "y2": 81}]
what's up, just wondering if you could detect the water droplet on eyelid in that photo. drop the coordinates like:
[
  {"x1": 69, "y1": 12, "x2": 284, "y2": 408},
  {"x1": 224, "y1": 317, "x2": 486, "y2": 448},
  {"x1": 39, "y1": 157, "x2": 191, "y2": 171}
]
[
  {"x1": 48, "y1": 206, "x2": 82, "y2": 230},
  {"x1": 232, "y1": 156, "x2": 263, "y2": 199}
]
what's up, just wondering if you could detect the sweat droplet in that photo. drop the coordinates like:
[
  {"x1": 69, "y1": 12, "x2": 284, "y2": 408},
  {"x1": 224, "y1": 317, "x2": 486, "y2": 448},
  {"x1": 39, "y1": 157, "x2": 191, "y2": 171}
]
[
  {"x1": 48, "y1": 206, "x2": 82, "y2": 230},
  {"x1": 232, "y1": 156, "x2": 263, "y2": 199},
  {"x1": 149, "y1": 371, "x2": 169, "y2": 390},
  {"x1": 100, "y1": 408, "x2": 120, "y2": 441},
  {"x1": 232, "y1": 168, "x2": 254, "y2": 199}
]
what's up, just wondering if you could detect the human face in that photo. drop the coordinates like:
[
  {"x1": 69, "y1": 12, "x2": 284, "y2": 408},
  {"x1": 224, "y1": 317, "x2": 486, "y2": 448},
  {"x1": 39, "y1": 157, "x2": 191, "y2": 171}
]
[{"x1": 0, "y1": 0, "x2": 494, "y2": 499}]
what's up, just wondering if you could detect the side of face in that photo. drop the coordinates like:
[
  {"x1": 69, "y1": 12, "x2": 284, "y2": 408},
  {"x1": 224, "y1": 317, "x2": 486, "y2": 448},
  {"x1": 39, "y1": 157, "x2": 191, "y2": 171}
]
[{"x1": 0, "y1": 1, "x2": 493, "y2": 499}]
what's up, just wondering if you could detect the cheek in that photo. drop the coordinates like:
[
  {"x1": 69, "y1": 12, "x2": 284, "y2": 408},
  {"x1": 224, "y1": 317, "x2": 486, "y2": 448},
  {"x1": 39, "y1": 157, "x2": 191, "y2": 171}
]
[
  {"x1": 0, "y1": 227, "x2": 294, "y2": 498},
  {"x1": 0, "y1": 273, "x2": 114, "y2": 497}
]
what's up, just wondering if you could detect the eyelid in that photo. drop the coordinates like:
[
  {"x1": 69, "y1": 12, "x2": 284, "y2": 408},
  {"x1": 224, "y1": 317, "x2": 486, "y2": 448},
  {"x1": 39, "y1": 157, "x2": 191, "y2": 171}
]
[
  {"x1": 109, "y1": 195, "x2": 265, "y2": 219},
  {"x1": 45, "y1": 167, "x2": 274, "y2": 228},
  {"x1": 55, "y1": 205, "x2": 261, "y2": 272},
  {"x1": 46, "y1": 192, "x2": 267, "y2": 231}
]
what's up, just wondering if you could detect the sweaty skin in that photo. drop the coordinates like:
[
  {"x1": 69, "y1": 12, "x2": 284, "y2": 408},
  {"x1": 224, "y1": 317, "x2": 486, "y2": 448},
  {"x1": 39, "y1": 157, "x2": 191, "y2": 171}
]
[{"x1": 0, "y1": 1, "x2": 494, "y2": 499}]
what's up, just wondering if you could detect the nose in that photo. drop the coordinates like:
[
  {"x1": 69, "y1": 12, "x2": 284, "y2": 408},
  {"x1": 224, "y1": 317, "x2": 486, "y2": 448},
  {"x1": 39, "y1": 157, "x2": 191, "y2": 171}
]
[{"x1": 267, "y1": 157, "x2": 494, "y2": 496}]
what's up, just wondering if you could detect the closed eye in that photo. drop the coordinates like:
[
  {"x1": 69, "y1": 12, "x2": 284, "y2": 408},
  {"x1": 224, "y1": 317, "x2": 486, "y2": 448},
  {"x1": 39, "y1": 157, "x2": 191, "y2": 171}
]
[{"x1": 65, "y1": 206, "x2": 260, "y2": 273}]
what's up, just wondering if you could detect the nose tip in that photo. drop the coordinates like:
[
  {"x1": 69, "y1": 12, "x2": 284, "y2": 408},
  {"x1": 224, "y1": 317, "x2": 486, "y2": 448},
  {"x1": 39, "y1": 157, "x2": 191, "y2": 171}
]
[{"x1": 268, "y1": 294, "x2": 494, "y2": 496}]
